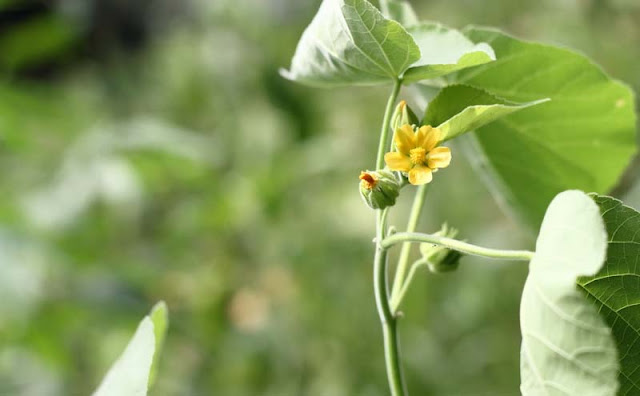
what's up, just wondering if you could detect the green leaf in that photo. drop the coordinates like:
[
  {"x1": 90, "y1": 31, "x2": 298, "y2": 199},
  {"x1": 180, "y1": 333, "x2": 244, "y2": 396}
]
[
  {"x1": 446, "y1": 28, "x2": 637, "y2": 227},
  {"x1": 423, "y1": 84, "x2": 548, "y2": 141},
  {"x1": 281, "y1": 0, "x2": 420, "y2": 86},
  {"x1": 402, "y1": 23, "x2": 495, "y2": 83},
  {"x1": 148, "y1": 301, "x2": 168, "y2": 388},
  {"x1": 521, "y1": 190, "x2": 618, "y2": 395},
  {"x1": 379, "y1": 0, "x2": 419, "y2": 27},
  {"x1": 579, "y1": 195, "x2": 640, "y2": 395},
  {"x1": 93, "y1": 302, "x2": 169, "y2": 396}
]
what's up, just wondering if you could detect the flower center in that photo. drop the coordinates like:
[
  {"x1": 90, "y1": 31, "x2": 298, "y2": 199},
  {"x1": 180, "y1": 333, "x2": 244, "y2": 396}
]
[{"x1": 409, "y1": 147, "x2": 426, "y2": 165}]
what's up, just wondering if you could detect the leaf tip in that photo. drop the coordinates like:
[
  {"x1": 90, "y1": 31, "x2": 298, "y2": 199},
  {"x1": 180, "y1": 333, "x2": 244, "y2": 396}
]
[
  {"x1": 150, "y1": 300, "x2": 168, "y2": 317},
  {"x1": 278, "y1": 67, "x2": 294, "y2": 81}
]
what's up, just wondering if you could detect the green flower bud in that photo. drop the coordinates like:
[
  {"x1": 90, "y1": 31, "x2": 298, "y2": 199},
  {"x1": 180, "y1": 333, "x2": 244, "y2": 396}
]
[
  {"x1": 427, "y1": 250, "x2": 462, "y2": 273},
  {"x1": 390, "y1": 100, "x2": 419, "y2": 132},
  {"x1": 359, "y1": 170, "x2": 400, "y2": 210},
  {"x1": 420, "y1": 223, "x2": 463, "y2": 273}
]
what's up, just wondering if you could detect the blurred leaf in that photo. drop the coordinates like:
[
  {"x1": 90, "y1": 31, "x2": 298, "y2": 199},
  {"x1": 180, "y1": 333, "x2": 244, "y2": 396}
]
[
  {"x1": 446, "y1": 27, "x2": 637, "y2": 227},
  {"x1": 0, "y1": 15, "x2": 78, "y2": 70},
  {"x1": 22, "y1": 119, "x2": 217, "y2": 230},
  {"x1": 423, "y1": 84, "x2": 547, "y2": 141},
  {"x1": 280, "y1": 0, "x2": 420, "y2": 86},
  {"x1": 92, "y1": 302, "x2": 169, "y2": 396},
  {"x1": 402, "y1": 23, "x2": 495, "y2": 83},
  {"x1": 380, "y1": 0, "x2": 419, "y2": 26},
  {"x1": 148, "y1": 302, "x2": 168, "y2": 388},
  {"x1": 521, "y1": 190, "x2": 618, "y2": 395},
  {"x1": 0, "y1": 82, "x2": 92, "y2": 149},
  {"x1": 579, "y1": 195, "x2": 640, "y2": 395}
]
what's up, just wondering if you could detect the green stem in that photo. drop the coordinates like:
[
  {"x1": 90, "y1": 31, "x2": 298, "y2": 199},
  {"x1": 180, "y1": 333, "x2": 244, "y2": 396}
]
[
  {"x1": 381, "y1": 232, "x2": 535, "y2": 261},
  {"x1": 374, "y1": 209, "x2": 407, "y2": 396},
  {"x1": 389, "y1": 184, "x2": 428, "y2": 310},
  {"x1": 372, "y1": 80, "x2": 406, "y2": 396},
  {"x1": 376, "y1": 79, "x2": 402, "y2": 169},
  {"x1": 391, "y1": 257, "x2": 429, "y2": 312}
]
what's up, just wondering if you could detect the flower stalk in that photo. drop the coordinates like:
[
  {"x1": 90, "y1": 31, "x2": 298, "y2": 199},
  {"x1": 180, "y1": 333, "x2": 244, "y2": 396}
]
[{"x1": 376, "y1": 80, "x2": 403, "y2": 169}]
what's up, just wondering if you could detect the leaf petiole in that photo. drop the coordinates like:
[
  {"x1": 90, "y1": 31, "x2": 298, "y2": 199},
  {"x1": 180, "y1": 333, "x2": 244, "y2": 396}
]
[{"x1": 381, "y1": 232, "x2": 534, "y2": 261}]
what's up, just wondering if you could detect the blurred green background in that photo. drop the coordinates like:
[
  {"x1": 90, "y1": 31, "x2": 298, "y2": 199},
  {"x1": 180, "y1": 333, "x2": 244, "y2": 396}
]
[{"x1": 0, "y1": 0, "x2": 638, "y2": 395}]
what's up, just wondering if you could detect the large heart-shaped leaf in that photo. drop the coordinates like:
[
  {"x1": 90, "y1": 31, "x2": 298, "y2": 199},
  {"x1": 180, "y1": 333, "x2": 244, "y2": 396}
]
[
  {"x1": 444, "y1": 28, "x2": 637, "y2": 227},
  {"x1": 402, "y1": 23, "x2": 495, "y2": 83},
  {"x1": 579, "y1": 195, "x2": 640, "y2": 395},
  {"x1": 521, "y1": 190, "x2": 618, "y2": 395},
  {"x1": 281, "y1": 0, "x2": 420, "y2": 86},
  {"x1": 93, "y1": 302, "x2": 169, "y2": 396},
  {"x1": 423, "y1": 84, "x2": 548, "y2": 141}
]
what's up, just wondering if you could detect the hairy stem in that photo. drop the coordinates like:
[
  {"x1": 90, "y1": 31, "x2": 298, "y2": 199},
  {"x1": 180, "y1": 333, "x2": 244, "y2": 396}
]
[
  {"x1": 376, "y1": 80, "x2": 403, "y2": 169},
  {"x1": 389, "y1": 184, "x2": 428, "y2": 311},
  {"x1": 381, "y1": 232, "x2": 535, "y2": 261}
]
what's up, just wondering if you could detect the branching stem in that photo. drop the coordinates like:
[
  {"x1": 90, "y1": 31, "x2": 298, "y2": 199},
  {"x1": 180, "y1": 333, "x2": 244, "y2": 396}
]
[
  {"x1": 373, "y1": 80, "x2": 406, "y2": 396},
  {"x1": 374, "y1": 208, "x2": 406, "y2": 396},
  {"x1": 370, "y1": 77, "x2": 534, "y2": 396},
  {"x1": 391, "y1": 257, "x2": 429, "y2": 313},
  {"x1": 370, "y1": 78, "x2": 533, "y2": 396},
  {"x1": 382, "y1": 232, "x2": 535, "y2": 261},
  {"x1": 389, "y1": 184, "x2": 428, "y2": 311}
]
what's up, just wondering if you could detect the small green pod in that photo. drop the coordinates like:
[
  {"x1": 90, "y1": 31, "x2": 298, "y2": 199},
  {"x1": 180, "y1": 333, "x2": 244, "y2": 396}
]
[
  {"x1": 426, "y1": 249, "x2": 461, "y2": 273},
  {"x1": 359, "y1": 169, "x2": 400, "y2": 210},
  {"x1": 420, "y1": 224, "x2": 463, "y2": 273}
]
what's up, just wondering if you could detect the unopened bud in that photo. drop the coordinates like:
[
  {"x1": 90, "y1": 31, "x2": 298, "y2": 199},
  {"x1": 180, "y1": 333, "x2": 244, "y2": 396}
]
[
  {"x1": 390, "y1": 100, "x2": 419, "y2": 132},
  {"x1": 420, "y1": 223, "x2": 463, "y2": 273},
  {"x1": 359, "y1": 170, "x2": 400, "y2": 210}
]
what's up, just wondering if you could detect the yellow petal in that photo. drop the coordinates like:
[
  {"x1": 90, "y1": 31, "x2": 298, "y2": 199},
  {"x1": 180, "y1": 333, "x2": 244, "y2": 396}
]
[
  {"x1": 394, "y1": 124, "x2": 415, "y2": 155},
  {"x1": 408, "y1": 165, "x2": 433, "y2": 185},
  {"x1": 427, "y1": 146, "x2": 451, "y2": 169},
  {"x1": 415, "y1": 125, "x2": 432, "y2": 148},
  {"x1": 416, "y1": 125, "x2": 441, "y2": 151},
  {"x1": 384, "y1": 152, "x2": 411, "y2": 172}
]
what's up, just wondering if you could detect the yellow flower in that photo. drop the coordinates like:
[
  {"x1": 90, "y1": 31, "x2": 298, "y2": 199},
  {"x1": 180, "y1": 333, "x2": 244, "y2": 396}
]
[{"x1": 384, "y1": 124, "x2": 451, "y2": 185}]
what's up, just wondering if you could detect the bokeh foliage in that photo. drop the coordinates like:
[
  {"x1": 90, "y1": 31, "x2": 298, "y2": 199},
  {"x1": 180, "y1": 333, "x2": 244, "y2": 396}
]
[{"x1": 1, "y1": 0, "x2": 639, "y2": 395}]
